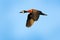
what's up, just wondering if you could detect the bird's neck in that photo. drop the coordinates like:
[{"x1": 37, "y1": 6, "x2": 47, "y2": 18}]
[{"x1": 27, "y1": 10, "x2": 32, "y2": 13}]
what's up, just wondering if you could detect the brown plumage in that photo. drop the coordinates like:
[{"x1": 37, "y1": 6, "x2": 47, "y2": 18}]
[{"x1": 20, "y1": 9, "x2": 47, "y2": 27}]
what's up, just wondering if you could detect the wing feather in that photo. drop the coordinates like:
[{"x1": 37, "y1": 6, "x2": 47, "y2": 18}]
[
  {"x1": 26, "y1": 13, "x2": 34, "y2": 27},
  {"x1": 26, "y1": 18, "x2": 34, "y2": 27}
]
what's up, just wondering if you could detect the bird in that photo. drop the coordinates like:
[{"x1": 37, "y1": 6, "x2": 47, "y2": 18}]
[{"x1": 20, "y1": 9, "x2": 47, "y2": 27}]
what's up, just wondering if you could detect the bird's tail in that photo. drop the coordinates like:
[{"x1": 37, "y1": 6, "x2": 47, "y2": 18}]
[
  {"x1": 43, "y1": 14, "x2": 47, "y2": 16},
  {"x1": 41, "y1": 13, "x2": 47, "y2": 16}
]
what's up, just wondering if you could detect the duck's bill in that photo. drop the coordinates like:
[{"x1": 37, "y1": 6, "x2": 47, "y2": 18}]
[
  {"x1": 20, "y1": 11, "x2": 24, "y2": 13},
  {"x1": 20, "y1": 11, "x2": 23, "y2": 13},
  {"x1": 20, "y1": 10, "x2": 25, "y2": 13}
]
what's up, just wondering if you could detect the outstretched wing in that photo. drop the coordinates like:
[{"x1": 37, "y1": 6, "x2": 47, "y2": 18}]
[
  {"x1": 26, "y1": 13, "x2": 34, "y2": 27},
  {"x1": 31, "y1": 9, "x2": 40, "y2": 21}
]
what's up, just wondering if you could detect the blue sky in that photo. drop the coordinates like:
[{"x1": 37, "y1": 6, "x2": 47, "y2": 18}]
[{"x1": 0, "y1": 0, "x2": 60, "y2": 40}]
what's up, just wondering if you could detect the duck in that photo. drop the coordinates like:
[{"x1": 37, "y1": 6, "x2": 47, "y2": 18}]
[{"x1": 20, "y1": 9, "x2": 47, "y2": 27}]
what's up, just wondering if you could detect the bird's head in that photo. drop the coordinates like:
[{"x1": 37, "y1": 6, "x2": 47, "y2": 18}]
[
  {"x1": 20, "y1": 9, "x2": 33, "y2": 13},
  {"x1": 20, "y1": 10, "x2": 28, "y2": 13}
]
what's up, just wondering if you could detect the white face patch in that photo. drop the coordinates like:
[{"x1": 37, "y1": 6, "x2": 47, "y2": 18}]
[
  {"x1": 22, "y1": 10, "x2": 25, "y2": 13},
  {"x1": 21, "y1": 10, "x2": 25, "y2": 14}
]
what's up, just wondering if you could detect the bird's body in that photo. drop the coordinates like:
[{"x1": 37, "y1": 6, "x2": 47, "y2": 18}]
[{"x1": 20, "y1": 9, "x2": 47, "y2": 27}]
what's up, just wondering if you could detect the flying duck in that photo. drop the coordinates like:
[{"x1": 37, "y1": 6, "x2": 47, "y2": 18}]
[{"x1": 20, "y1": 9, "x2": 47, "y2": 27}]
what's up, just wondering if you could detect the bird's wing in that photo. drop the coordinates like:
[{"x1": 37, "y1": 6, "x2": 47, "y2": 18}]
[
  {"x1": 32, "y1": 10, "x2": 40, "y2": 21},
  {"x1": 26, "y1": 13, "x2": 34, "y2": 27}
]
